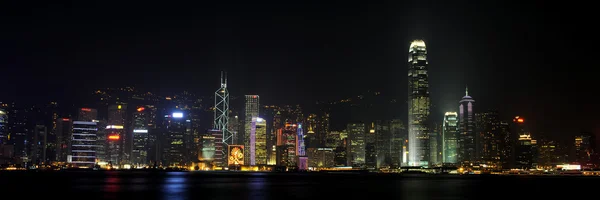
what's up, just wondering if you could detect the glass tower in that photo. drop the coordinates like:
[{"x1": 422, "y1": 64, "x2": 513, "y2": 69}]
[
  {"x1": 443, "y1": 112, "x2": 458, "y2": 165},
  {"x1": 407, "y1": 40, "x2": 430, "y2": 167},
  {"x1": 458, "y1": 87, "x2": 476, "y2": 164}
]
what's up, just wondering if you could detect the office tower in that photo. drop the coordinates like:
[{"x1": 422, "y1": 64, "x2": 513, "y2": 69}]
[
  {"x1": 429, "y1": 123, "x2": 442, "y2": 167},
  {"x1": 0, "y1": 109, "x2": 7, "y2": 146},
  {"x1": 374, "y1": 121, "x2": 392, "y2": 168},
  {"x1": 305, "y1": 114, "x2": 318, "y2": 148},
  {"x1": 574, "y1": 133, "x2": 596, "y2": 164},
  {"x1": 71, "y1": 121, "x2": 97, "y2": 168},
  {"x1": 516, "y1": 133, "x2": 533, "y2": 169},
  {"x1": 407, "y1": 39, "x2": 430, "y2": 167},
  {"x1": 208, "y1": 129, "x2": 224, "y2": 167},
  {"x1": 510, "y1": 116, "x2": 527, "y2": 168},
  {"x1": 95, "y1": 120, "x2": 107, "y2": 163},
  {"x1": 107, "y1": 104, "x2": 127, "y2": 163},
  {"x1": 458, "y1": 86, "x2": 475, "y2": 164},
  {"x1": 244, "y1": 95, "x2": 259, "y2": 164},
  {"x1": 442, "y1": 112, "x2": 459, "y2": 165},
  {"x1": 365, "y1": 122, "x2": 377, "y2": 169},
  {"x1": 297, "y1": 122, "x2": 308, "y2": 170},
  {"x1": 214, "y1": 72, "x2": 231, "y2": 147},
  {"x1": 247, "y1": 117, "x2": 267, "y2": 165},
  {"x1": 319, "y1": 112, "x2": 330, "y2": 148},
  {"x1": 476, "y1": 111, "x2": 507, "y2": 168},
  {"x1": 131, "y1": 107, "x2": 149, "y2": 167},
  {"x1": 347, "y1": 122, "x2": 366, "y2": 166},
  {"x1": 198, "y1": 132, "x2": 215, "y2": 166},
  {"x1": 162, "y1": 111, "x2": 191, "y2": 166},
  {"x1": 77, "y1": 108, "x2": 98, "y2": 121},
  {"x1": 276, "y1": 123, "x2": 297, "y2": 167},
  {"x1": 105, "y1": 124, "x2": 123, "y2": 166},
  {"x1": 390, "y1": 119, "x2": 405, "y2": 168},
  {"x1": 537, "y1": 139, "x2": 560, "y2": 169},
  {"x1": 56, "y1": 118, "x2": 72, "y2": 163},
  {"x1": 30, "y1": 125, "x2": 47, "y2": 165}
]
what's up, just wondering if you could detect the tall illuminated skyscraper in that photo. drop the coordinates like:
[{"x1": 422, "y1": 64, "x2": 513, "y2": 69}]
[
  {"x1": 214, "y1": 71, "x2": 231, "y2": 147},
  {"x1": 244, "y1": 95, "x2": 259, "y2": 164},
  {"x1": 442, "y1": 112, "x2": 458, "y2": 165},
  {"x1": 407, "y1": 39, "x2": 430, "y2": 167},
  {"x1": 458, "y1": 87, "x2": 476, "y2": 164}
]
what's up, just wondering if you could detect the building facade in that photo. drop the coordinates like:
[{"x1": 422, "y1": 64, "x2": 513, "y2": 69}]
[
  {"x1": 407, "y1": 40, "x2": 430, "y2": 167},
  {"x1": 458, "y1": 87, "x2": 475, "y2": 164},
  {"x1": 443, "y1": 112, "x2": 459, "y2": 165}
]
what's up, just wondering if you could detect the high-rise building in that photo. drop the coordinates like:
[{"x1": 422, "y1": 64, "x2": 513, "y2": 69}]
[
  {"x1": 276, "y1": 123, "x2": 297, "y2": 167},
  {"x1": 214, "y1": 71, "x2": 231, "y2": 147},
  {"x1": 374, "y1": 121, "x2": 392, "y2": 168},
  {"x1": 162, "y1": 111, "x2": 191, "y2": 166},
  {"x1": 71, "y1": 121, "x2": 98, "y2": 168},
  {"x1": 30, "y1": 125, "x2": 47, "y2": 165},
  {"x1": 537, "y1": 139, "x2": 560, "y2": 169},
  {"x1": 429, "y1": 123, "x2": 442, "y2": 167},
  {"x1": 319, "y1": 112, "x2": 330, "y2": 147},
  {"x1": 107, "y1": 104, "x2": 127, "y2": 164},
  {"x1": 389, "y1": 119, "x2": 405, "y2": 168},
  {"x1": 244, "y1": 95, "x2": 259, "y2": 164},
  {"x1": 0, "y1": 109, "x2": 6, "y2": 145},
  {"x1": 442, "y1": 112, "x2": 459, "y2": 165},
  {"x1": 574, "y1": 133, "x2": 596, "y2": 164},
  {"x1": 131, "y1": 106, "x2": 149, "y2": 167},
  {"x1": 56, "y1": 118, "x2": 72, "y2": 163},
  {"x1": 516, "y1": 133, "x2": 533, "y2": 169},
  {"x1": 365, "y1": 122, "x2": 377, "y2": 169},
  {"x1": 247, "y1": 117, "x2": 267, "y2": 165},
  {"x1": 510, "y1": 116, "x2": 527, "y2": 168},
  {"x1": 458, "y1": 87, "x2": 476, "y2": 165},
  {"x1": 208, "y1": 129, "x2": 224, "y2": 167},
  {"x1": 77, "y1": 108, "x2": 98, "y2": 121},
  {"x1": 105, "y1": 124, "x2": 124, "y2": 166},
  {"x1": 475, "y1": 111, "x2": 509, "y2": 169},
  {"x1": 407, "y1": 39, "x2": 430, "y2": 167},
  {"x1": 347, "y1": 122, "x2": 365, "y2": 166},
  {"x1": 198, "y1": 133, "x2": 215, "y2": 166}
]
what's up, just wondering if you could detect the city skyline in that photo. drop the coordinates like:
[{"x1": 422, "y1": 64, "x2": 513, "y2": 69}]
[{"x1": 2, "y1": 1, "x2": 598, "y2": 144}]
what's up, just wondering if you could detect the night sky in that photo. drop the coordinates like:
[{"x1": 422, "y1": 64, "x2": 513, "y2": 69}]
[{"x1": 2, "y1": 1, "x2": 597, "y2": 140}]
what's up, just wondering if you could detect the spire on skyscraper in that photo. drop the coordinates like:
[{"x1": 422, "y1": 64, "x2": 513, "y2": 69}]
[{"x1": 465, "y1": 85, "x2": 468, "y2": 96}]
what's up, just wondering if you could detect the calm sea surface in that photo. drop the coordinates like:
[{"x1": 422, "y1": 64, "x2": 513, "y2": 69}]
[{"x1": 0, "y1": 171, "x2": 595, "y2": 200}]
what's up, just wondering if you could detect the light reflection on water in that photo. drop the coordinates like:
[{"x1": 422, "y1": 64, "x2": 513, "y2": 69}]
[
  {"x1": 162, "y1": 172, "x2": 188, "y2": 200},
  {"x1": 247, "y1": 177, "x2": 267, "y2": 200}
]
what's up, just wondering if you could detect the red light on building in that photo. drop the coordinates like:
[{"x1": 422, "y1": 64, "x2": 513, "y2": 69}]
[
  {"x1": 62, "y1": 118, "x2": 70, "y2": 121},
  {"x1": 137, "y1": 107, "x2": 145, "y2": 112},
  {"x1": 81, "y1": 108, "x2": 91, "y2": 112},
  {"x1": 253, "y1": 95, "x2": 257, "y2": 98},
  {"x1": 108, "y1": 135, "x2": 120, "y2": 140},
  {"x1": 517, "y1": 118, "x2": 524, "y2": 123}
]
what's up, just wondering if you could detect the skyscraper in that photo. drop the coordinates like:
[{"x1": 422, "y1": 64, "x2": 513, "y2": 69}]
[
  {"x1": 162, "y1": 111, "x2": 191, "y2": 166},
  {"x1": 458, "y1": 86, "x2": 475, "y2": 164},
  {"x1": 244, "y1": 95, "x2": 259, "y2": 164},
  {"x1": 214, "y1": 71, "x2": 231, "y2": 147},
  {"x1": 347, "y1": 122, "x2": 365, "y2": 166},
  {"x1": 407, "y1": 39, "x2": 430, "y2": 167},
  {"x1": 56, "y1": 118, "x2": 72, "y2": 163},
  {"x1": 131, "y1": 107, "x2": 149, "y2": 167},
  {"x1": 71, "y1": 121, "x2": 98, "y2": 168},
  {"x1": 442, "y1": 112, "x2": 459, "y2": 165}
]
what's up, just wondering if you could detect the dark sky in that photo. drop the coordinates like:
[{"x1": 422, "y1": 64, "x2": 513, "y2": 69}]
[{"x1": 2, "y1": 1, "x2": 597, "y2": 140}]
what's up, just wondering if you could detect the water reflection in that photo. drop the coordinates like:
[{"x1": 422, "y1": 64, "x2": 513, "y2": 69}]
[
  {"x1": 162, "y1": 172, "x2": 188, "y2": 200},
  {"x1": 247, "y1": 177, "x2": 267, "y2": 200}
]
